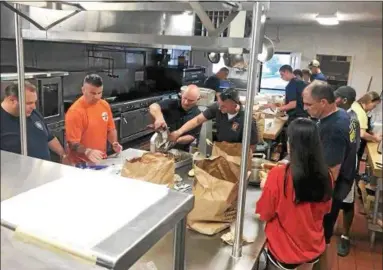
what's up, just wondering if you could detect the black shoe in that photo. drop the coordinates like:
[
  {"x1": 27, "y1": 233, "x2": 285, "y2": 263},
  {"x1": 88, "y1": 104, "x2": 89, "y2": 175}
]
[{"x1": 337, "y1": 236, "x2": 351, "y2": 257}]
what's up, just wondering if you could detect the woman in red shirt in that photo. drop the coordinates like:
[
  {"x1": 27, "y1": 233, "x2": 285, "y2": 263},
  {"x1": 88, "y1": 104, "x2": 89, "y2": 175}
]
[{"x1": 256, "y1": 118, "x2": 333, "y2": 270}]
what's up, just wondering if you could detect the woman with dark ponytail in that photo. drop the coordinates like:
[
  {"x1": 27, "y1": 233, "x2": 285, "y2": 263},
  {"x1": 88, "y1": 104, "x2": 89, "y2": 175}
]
[{"x1": 256, "y1": 118, "x2": 333, "y2": 270}]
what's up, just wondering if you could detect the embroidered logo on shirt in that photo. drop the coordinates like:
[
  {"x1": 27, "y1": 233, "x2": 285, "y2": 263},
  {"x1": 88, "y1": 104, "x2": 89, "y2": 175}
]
[
  {"x1": 231, "y1": 122, "x2": 239, "y2": 131},
  {"x1": 101, "y1": 112, "x2": 108, "y2": 121},
  {"x1": 34, "y1": 121, "x2": 44, "y2": 131}
]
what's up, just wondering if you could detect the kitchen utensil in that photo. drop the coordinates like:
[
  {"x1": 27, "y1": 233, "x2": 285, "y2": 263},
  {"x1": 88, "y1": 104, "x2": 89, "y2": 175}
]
[
  {"x1": 258, "y1": 36, "x2": 275, "y2": 63},
  {"x1": 251, "y1": 153, "x2": 267, "y2": 169},
  {"x1": 207, "y1": 52, "x2": 221, "y2": 64}
]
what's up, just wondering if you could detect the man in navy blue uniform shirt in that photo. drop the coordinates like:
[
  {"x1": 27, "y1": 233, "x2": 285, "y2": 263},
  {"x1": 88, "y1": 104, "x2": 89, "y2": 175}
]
[
  {"x1": 303, "y1": 81, "x2": 356, "y2": 270},
  {"x1": 276, "y1": 65, "x2": 308, "y2": 122},
  {"x1": 0, "y1": 81, "x2": 67, "y2": 162},
  {"x1": 309, "y1": 59, "x2": 327, "y2": 82},
  {"x1": 333, "y1": 86, "x2": 361, "y2": 257},
  {"x1": 204, "y1": 67, "x2": 229, "y2": 93}
]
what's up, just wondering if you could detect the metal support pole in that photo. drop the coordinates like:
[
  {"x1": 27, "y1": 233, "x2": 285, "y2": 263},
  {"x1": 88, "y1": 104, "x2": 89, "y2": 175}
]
[
  {"x1": 232, "y1": 1, "x2": 263, "y2": 258},
  {"x1": 173, "y1": 217, "x2": 186, "y2": 270},
  {"x1": 14, "y1": 3, "x2": 28, "y2": 155}
]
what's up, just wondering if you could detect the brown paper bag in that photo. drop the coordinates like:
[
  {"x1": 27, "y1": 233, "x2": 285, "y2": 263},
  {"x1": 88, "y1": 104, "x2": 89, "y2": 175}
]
[
  {"x1": 121, "y1": 152, "x2": 175, "y2": 186},
  {"x1": 187, "y1": 156, "x2": 241, "y2": 235},
  {"x1": 211, "y1": 141, "x2": 252, "y2": 172},
  {"x1": 253, "y1": 112, "x2": 265, "y2": 143}
]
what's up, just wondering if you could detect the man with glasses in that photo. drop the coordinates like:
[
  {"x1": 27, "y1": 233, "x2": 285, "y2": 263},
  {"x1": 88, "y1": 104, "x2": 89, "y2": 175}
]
[
  {"x1": 149, "y1": 84, "x2": 201, "y2": 151},
  {"x1": 168, "y1": 88, "x2": 258, "y2": 148}
]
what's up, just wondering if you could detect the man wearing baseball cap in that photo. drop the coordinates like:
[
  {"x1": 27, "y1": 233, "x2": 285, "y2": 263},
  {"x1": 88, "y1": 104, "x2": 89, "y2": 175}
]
[
  {"x1": 308, "y1": 59, "x2": 327, "y2": 82},
  {"x1": 334, "y1": 86, "x2": 361, "y2": 257},
  {"x1": 168, "y1": 88, "x2": 258, "y2": 147}
]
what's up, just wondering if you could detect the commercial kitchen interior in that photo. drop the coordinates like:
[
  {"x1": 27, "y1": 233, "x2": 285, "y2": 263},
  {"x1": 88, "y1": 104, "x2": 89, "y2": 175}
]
[{"x1": 0, "y1": 1, "x2": 382, "y2": 270}]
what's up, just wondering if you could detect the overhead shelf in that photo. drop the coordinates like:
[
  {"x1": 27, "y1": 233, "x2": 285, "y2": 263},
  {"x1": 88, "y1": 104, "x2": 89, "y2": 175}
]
[{"x1": 21, "y1": 29, "x2": 251, "y2": 51}]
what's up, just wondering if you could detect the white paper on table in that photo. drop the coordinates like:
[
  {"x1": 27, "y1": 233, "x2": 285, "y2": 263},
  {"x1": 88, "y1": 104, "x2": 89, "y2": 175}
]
[{"x1": 1, "y1": 170, "x2": 169, "y2": 253}]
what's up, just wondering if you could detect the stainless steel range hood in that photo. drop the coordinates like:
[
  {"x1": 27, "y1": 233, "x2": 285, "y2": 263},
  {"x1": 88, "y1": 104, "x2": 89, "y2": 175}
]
[{"x1": 1, "y1": 1, "x2": 270, "y2": 51}]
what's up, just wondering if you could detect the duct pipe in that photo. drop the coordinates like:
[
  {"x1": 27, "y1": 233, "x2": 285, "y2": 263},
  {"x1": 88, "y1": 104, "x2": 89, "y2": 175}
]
[
  {"x1": 14, "y1": 3, "x2": 28, "y2": 155},
  {"x1": 232, "y1": 1, "x2": 263, "y2": 258}
]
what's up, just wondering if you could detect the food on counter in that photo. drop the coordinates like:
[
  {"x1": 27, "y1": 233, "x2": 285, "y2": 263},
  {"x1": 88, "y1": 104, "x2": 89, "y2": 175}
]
[
  {"x1": 188, "y1": 169, "x2": 195, "y2": 177},
  {"x1": 174, "y1": 174, "x2": 182, "y2": 182}
]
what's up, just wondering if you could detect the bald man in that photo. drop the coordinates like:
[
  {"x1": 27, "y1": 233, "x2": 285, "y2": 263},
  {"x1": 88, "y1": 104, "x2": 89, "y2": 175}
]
[{"x1": 149, "y1": 85, "x2": 201, "y2": 151}]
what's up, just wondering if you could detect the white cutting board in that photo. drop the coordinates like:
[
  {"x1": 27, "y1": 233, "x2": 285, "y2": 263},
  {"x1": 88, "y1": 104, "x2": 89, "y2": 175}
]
[{"x1": 1, "y1": 169, "x2": 169, "y2": 252}]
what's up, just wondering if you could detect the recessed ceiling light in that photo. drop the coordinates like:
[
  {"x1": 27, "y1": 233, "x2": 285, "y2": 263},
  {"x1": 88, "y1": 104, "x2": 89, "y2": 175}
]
[{"x1": 316, "y1": 14, "x2": 339, "y2": 26}]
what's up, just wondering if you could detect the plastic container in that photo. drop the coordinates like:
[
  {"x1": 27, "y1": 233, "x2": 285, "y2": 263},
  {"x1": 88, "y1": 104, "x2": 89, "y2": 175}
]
[{"x1": 181, "y1": 86, "x2": 216, "y2": 107}]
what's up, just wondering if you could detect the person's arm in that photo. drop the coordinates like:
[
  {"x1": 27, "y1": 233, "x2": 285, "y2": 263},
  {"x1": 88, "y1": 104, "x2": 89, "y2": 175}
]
[
  {"x1": 322, "y1": 129, "x2": 348, "y2": 180},
  {"x1": 149, "y1": 102, "x2": 165, "y2": 122},
  {"x1": 48, "y1": 137, "x2": 66, "y2": 157},
  {"x1": 176, "y1": 135, "x2": 196, "y2": 145},
  {"x1": 149, "y1": 100, "x2": 172, "y2": 130},
  {"x1": 169, "y1": 103, "x2": 217, "y2": 141},
  {"x1": 255, "y1": 167, "x2": 279, "y2": 221},
  {"x1": 279, "y1": 82, "x2": 297, "y2": 112},
  {"x1": 65, "y1": 110, "x2": 87, "y2": 154},
  {"x1": 106, "y1": 106, "x2": 122, "y2": 153},
  {"x1": 177, "y1": 113, "x2": 207, "y2": 137},
  {"x1": 360, "y1": 129, "x2": 381, "y2": 142}
]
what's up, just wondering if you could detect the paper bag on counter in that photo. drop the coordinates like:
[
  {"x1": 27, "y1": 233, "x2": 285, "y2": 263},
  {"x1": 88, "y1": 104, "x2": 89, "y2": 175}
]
[
  {"x1": 187, "y1": 156, "x2": 241, "y2": 235},
  {"x1": 121, "y1": 153, "x2": 175, "y2": 187},
  {"x1": 253, "y1": 112, "x2": 265, "y2": 143},
  {"x1": 211, "y1": 141, "x2": 252, "y2": 172}
]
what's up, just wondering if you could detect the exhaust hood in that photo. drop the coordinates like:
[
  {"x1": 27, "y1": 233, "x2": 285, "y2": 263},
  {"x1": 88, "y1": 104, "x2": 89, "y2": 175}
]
[{"x1": 2, "y1": 1, "x2": 270, "y2": 51}]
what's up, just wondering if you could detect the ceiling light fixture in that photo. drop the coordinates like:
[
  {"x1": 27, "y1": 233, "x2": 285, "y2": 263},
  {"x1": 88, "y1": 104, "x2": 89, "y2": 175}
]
[{"x1": 316, "y1": 14, "x2": 339, "y2": 26}]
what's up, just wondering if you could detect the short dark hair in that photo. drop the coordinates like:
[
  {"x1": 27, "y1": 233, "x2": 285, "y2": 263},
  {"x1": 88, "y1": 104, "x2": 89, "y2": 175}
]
[
  {"x1": 218, "y1": 67, "x2": 229, "y2": 73},
  {"x1": 310, "y1": 82, "x2": 335, "y2": 104},
  {"x1": 4, "y1": 81, "x2": 37, "y2": 98},
  {"x1": 279, "y1": 65, "x2": 293, "y2": 73},
  {"x1": 83, "y1": 74, "x2": 103, "y2": 87},
  {"x1": 293, "y1": 69, "x2": 303, "y2": 77}
]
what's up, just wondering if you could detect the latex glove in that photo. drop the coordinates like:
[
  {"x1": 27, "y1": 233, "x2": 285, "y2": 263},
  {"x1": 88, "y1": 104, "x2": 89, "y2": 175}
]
[
  {"x1": 154, "y1": 118, "x2": 167, "y2": 131},
  {"x1": 85, "y1": 149, "x2": 104, "y2": 164},
  {"x1": 112, "y1": 142, "x2": 123, "y2": 153}
]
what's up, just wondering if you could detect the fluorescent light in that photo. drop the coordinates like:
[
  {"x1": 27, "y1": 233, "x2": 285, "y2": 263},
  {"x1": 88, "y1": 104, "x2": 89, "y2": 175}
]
[{"x1": 316, "y1": 15, "x2": 339, "y2": 26}]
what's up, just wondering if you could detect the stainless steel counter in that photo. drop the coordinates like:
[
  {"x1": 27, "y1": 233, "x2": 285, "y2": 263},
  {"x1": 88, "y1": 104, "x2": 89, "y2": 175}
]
[{"x1": 0, "y1": 150, "x2": 194, "y2": 270}]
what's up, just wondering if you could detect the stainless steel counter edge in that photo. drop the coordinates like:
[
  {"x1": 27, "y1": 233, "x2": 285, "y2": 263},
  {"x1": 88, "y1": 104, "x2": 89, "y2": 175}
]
[
  {"x1": 0, "y1": 150, "x2": 194, "y2": 270},
  {"x1": 93, "y1": 191, "x2": 194, "y2": 269}
]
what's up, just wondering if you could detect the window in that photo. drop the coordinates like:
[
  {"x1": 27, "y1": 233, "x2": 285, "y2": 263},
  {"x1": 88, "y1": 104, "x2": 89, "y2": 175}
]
[{"x1": 260, "y1": 52, "x2": 291, "y2": 91}]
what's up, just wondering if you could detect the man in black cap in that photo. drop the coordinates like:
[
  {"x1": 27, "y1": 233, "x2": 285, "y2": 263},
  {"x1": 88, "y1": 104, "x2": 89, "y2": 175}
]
[
  {"x1": 168, "y1": 88, "x2": 258, "y2": 148},
  {"x1": 308, "y1": 59, "x2": 327, "y2": 82},
  {"x1": 333, "y1": 86, "x2": 361, "y2": 257}
]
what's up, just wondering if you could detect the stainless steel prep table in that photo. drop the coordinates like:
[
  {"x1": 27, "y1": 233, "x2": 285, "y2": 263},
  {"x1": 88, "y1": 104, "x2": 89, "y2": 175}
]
[
  {"x1": 0, "y1": 150, "x2": 194, "y2": 270},
  {"x1": 107, "y1": 149, "x2": 266, "y2": 270}
]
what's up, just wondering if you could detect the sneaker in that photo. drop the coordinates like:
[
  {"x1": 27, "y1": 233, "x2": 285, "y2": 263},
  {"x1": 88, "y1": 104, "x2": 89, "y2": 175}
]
[{"x1": 337, "y1": 235, "x2": 351, "y2": 257}]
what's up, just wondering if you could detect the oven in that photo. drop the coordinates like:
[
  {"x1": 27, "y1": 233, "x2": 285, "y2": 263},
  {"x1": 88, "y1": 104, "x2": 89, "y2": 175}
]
[
  {"x1": 0, "y1": 72, "x2": 68, "y2": 125},
  {"x1": 109, "y1": 96, "x2": 164, "y2": 144},
  {"x1": 36, "y1": 77, "x2": 64, "y2": 124}
]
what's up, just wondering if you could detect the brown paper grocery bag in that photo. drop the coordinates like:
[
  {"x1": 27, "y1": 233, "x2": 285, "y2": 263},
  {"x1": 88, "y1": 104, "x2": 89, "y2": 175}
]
[
  {"x1": 253, "y1": 112, "x2": 265, "y2": 143},
  {"x1": 211, "y1": 141, "x2": 252, "y2": 172},
  {"x1": 187, "y1": 156, "x2": 241, "y2": 235},
  {"x1": 121, "y1": 152, "x2": 175, "y2": 186}
]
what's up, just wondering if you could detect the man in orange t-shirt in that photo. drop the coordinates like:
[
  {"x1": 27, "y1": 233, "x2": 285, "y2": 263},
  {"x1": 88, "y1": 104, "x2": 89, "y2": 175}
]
[{"x1": 65, "y1": 74, "x2": 122, "y2": 164}]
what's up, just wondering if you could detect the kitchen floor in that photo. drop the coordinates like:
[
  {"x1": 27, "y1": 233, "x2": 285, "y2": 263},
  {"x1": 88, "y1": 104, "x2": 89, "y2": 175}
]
[
  {"x1": 331, "y1": 160, "x2": 382, "y2": 270},
  {"x1": 331, "y1": 197, "x2": 382, "y2": 270}
]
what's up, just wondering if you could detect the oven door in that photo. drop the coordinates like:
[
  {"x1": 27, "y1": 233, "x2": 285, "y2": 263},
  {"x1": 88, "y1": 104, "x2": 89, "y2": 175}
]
[
  {"x1": 120, "y1": 108, "x2": 152, "y2": 143},
  {"x1": 37, "y1": 77, "x2": 63, "y2": 124}
]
